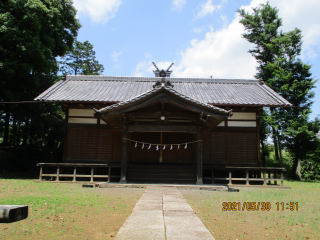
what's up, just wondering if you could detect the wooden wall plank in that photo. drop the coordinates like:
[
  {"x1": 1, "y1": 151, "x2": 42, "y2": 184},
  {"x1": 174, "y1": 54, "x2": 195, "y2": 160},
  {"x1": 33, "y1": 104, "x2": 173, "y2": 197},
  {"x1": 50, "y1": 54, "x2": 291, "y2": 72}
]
[
  {"x1": 65, "y1": 128, "x2": 122, "y2": 162},
  {"x1": 202, "y1": 132, "x2": 258, "y2": 166}
]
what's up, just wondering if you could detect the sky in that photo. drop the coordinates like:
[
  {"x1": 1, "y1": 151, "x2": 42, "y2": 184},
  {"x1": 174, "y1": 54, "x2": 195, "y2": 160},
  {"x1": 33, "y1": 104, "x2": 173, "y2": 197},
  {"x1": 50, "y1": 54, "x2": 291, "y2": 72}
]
[{"x1": 72, "y1": 0, "x2": 320, "y2": 118}]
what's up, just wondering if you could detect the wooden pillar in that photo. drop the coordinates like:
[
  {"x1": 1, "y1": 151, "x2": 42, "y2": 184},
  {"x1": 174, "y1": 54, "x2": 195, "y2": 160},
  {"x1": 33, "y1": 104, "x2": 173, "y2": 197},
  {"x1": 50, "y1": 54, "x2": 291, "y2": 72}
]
[
  {"x1": 120, "y1": 127, "x2": 127, "y2": 184},
  {"x1": 228, "y1": 170, "x2": 232, "y2": 185},
  {"x1": 159, "y1": 132, "x2": 163, "y2": 163},
  {"x1": 263, "y1": 171, "x2": 267, "y2": 185},
  {"x1": 56, "y1": 166, "x2": 60, "y2": 182},
  {"x1": 280, "y1": 171, "x2": 284, "y2": 186},
  {"x1": 246, "y1": 170, "x2": 249, "y2": 185},
  {"x1": 256, "y1": 113, "x2": 261, "y2": 165},
  {"x1": 73, "y1": 167, "x2": 77, "y2": 182},
  {"x1": 39, "y1": 166, "x2": 43, "y2": 181},
  {"x1": 196, "y1": 128, "x2": 203, "y2": 185},
  {"x1": 108, "y1": 167, "x2": 111, "y2": 183},
  {"x1": 90, "y1": 167, "x2": 94, "y2": 183},
  {"x1": 62, "y1": 106, "x2": 69, "y2": 162}
]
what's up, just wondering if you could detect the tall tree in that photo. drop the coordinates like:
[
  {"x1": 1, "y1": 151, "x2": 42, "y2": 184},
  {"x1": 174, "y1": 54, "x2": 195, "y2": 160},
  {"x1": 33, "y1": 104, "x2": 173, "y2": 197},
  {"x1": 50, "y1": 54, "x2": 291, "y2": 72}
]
[
  {"x1": 0, "y1": 0, "x2": 81, "y2": 144},
  {"x1": 60, "y1": 40, "x2": 104, "y2": 75},
  {"x1": 264, "y1": 32, "x2": 316, "y2": 178},
  {"x1": 238, "y1": 3, "x2": 317, "y2": 178},
  {"x1": 238, "y1": 2, "x2": 283, "y2": 162}
]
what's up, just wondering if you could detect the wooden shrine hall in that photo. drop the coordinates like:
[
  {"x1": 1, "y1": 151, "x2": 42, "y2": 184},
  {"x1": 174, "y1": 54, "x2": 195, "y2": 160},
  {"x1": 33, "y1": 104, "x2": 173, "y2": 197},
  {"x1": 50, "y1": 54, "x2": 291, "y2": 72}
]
[{"x1": 35, "y1": 63, "x2": 291, "y2": 186}]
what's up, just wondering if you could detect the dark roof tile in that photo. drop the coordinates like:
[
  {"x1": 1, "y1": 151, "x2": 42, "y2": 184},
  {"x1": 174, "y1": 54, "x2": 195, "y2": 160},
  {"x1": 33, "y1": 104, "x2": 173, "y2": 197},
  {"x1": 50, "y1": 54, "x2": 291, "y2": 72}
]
[{"x1": 34, "y1": 75, "x2": 292, "y2": 106}]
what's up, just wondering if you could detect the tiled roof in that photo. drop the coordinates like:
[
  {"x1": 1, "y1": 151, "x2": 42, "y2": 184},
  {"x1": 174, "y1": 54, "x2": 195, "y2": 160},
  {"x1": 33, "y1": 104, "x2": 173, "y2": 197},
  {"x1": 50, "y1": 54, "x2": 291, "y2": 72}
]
[
  {"x1": 34, "y1": 75, "x2": 292, "y2": 106},
  {"x1": 94, "y1": 85, "x2": 231, "y2": 115}
]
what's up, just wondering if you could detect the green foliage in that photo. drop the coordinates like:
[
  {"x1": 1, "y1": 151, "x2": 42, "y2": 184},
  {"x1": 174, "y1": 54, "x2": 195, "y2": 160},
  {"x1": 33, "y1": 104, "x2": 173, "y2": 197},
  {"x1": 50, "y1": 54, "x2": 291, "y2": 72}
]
[
  {"x1": 237, "y1": 2, "x2": 282, "y2": 81},
  {"x1": 0, "y1": 146, "x2": 59, "y2": 177},
  {"x1": 59, "y1": 40, "x2": 104, "y2": 75},
  {"x1": 239, "y1": 2, "x2": 318, "y2": 179},
  {"x1": 259, "y1": 108, "x2": 271, "y2": 166},
  {"x1": 264, "y1": 31, "x2": 317, "y2": 178},
  {"x1": 0, "y1": 0, "x2": 79, "y2": 151},
  {"x1": 0, "y1": 0, "x2": 81, "y2": 101},
  {"x1": 299, "y1": 117, "x2": 320, "y2": 181}
]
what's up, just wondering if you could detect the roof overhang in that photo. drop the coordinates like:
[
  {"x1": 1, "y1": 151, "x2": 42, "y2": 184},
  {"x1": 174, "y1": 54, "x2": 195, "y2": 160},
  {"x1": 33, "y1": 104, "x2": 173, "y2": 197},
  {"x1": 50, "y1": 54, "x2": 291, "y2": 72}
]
[{"x1": 94, "y1": 86, "x2": 232, "y2": 130}]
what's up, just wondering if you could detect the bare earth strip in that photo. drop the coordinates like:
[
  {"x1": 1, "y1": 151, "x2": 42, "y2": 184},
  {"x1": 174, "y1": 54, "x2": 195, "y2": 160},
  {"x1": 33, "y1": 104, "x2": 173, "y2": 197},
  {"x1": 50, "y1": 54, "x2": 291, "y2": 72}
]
[{"x1": 115, "y1": 186, "x2": 215, "y2": 240}]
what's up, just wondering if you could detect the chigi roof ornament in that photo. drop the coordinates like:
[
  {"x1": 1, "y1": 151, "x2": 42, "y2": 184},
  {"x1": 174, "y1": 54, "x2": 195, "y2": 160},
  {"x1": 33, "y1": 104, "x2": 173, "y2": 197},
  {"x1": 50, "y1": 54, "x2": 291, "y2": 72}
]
[
  {"x1": 152, "y1": 62, "x2": 174, "y2": 77},
  {"x1": 152, "y1": 62, "x2": 174, "y2": 88}
]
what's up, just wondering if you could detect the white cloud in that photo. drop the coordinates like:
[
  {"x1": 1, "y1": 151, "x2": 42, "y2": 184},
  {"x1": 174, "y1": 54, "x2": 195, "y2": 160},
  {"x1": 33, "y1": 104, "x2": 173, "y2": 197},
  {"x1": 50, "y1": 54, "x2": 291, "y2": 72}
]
[
  {"x1": 220, "y1": 14, "x2": 228, "y2": 28},
  {"x1": 172, "y1": 0, "x2": 186, "y2": 11},
  {"x1": 111, "y1": 51, "x2": 122, "y2": 61},
  {"x1": 173, "y1": 15, "x2": 257, "y2": 79},
  {"x1": 194, "y1": 0, "x2": 221, "y2": 19},
  {"x1": 73, "y1": 0, "x2": 122, "y2": 23},
  {"x1": 172, "y1": 0, "x2": 320, "y2": 79},
  {"x1": 191, "y1": 27, "x2": 205, "y2": 33},
  {"x1": 235, "y1": 0, "x2": 320, "y2": 60},
  {"x1": 267, "y1": 0, "x2": 320, "y2": 60},
  {"x1": 134, "y1": 0, "x2": 320, "y2": 80}
]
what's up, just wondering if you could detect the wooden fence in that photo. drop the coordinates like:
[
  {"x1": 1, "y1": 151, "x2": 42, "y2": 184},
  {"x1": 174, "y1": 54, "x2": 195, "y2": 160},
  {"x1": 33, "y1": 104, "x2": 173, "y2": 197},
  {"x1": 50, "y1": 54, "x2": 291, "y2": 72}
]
[
  {"x1": 203, "y1": 166, "x2": 286, "y2": 186},
  {"x1": 37, "y1": 163, "x2": 121, "y2": 183},
  {"x1": 37, "y1": 163, "x2": 286, "y2": 186}
]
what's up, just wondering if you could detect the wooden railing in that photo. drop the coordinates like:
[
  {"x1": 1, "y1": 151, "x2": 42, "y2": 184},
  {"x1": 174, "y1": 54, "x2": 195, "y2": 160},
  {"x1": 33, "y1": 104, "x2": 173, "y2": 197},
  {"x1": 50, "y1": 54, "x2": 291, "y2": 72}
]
[
  {"x1": 37, "y1": 163, "x2": 121, "y2": 183},
  {"x1": 203, "y1": 166, "x2": 286, "y2": 186}
]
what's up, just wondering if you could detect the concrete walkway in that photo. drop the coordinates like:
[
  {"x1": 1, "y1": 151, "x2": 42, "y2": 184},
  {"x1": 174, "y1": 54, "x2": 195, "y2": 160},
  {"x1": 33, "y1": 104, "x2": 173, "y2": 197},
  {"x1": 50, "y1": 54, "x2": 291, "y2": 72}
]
[{"x1": 115, "y1": 186, "x2": 215, "y2": 240}]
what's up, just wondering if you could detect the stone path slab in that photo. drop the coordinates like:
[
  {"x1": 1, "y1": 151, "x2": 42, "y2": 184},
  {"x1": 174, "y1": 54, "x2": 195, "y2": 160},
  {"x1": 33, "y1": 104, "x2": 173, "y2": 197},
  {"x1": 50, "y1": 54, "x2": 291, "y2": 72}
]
[{"x1": 115, "y1": 186, "x2": 214, "y2": 240}]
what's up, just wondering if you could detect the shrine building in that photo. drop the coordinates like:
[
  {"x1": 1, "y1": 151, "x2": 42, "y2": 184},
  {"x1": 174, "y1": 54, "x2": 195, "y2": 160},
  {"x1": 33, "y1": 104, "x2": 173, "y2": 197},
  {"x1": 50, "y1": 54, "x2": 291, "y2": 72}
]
[{"x1": 35, "y1": 64, "x2": 291, "y2": 186}]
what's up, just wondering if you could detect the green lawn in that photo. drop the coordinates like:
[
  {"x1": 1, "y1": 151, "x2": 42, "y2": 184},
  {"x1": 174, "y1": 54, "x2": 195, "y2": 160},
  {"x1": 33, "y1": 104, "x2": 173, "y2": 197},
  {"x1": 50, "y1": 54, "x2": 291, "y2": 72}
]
[
  {"x1": 0, "y1": 179, "x2": 145, "y2": 239},
  {"x1": 1, "y1": 179, "x2": 319, "y2": 240},
  {"x1": 181, "y1": 181, "x2": 320, "y2": 240}
]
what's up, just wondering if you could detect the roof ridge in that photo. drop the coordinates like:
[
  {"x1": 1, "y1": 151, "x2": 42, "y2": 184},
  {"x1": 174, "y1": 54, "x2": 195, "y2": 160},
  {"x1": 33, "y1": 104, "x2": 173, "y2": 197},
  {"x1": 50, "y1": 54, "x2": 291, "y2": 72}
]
[
  {"x1": 66, "y1": 75, "x2": 259, "y2": 84},
  {"x1": 259, "y1": 84, "x2": 292, "y2": 106}
]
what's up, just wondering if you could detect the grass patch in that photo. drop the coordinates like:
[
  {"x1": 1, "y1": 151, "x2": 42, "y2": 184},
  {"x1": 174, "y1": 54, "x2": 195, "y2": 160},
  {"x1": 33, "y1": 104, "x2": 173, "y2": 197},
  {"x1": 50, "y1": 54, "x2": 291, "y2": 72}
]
[
  {"x1": 181, "y1": 181, "x2": 320, "y2": 240},
  {"x1": 0, "y1": 179, "x2": 145, "y2": 239}
]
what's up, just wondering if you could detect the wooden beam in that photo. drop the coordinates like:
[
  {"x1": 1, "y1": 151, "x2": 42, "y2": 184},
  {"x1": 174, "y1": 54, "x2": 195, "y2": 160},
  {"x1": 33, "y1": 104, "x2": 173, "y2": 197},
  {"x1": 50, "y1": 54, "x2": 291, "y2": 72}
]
[
  {"x1": 241, "y1": 107, "x2": 247, "y2": 111},
  {"x1": 100, "y1": 92, "x2": 228, "y2": 118},
  {"x1": 120, "y1": 126, "x2": 127, "y2": 184},
  {"x1": 167, "y1": 120, "x2": 192, "y2": 123},
  {"x1": 256, "y1": 114, "x2": 261, "y2": 165},
  {"x1": 196, "y1": 128, "x2": 203, "y2": 185},
  {"x1": 161, "y1": 102, "x2": 165, "y2": 112},
  {"x1": 127, "y1": 124, "x2": 198, "y2": 132},
  {"x1": 79, "y1": 104, "x2": 85, "y2": 108},
  {"x1": 127, "y1": 112, "x2": 198, "y2": 118}
]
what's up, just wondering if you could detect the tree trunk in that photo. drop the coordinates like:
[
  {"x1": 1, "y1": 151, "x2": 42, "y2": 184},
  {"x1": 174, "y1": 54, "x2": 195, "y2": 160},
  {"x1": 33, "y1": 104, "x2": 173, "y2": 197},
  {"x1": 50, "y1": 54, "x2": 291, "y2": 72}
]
[
  {"x1": 11, "y1": 120, "x2": 17, "y2": 145},
  {"x1": 3, "y1": 110, "x2": 10, "y2": 145},
  {"x1": 16, "y1": 120, "x2": 21, "y2": 146},
  {"x1": 278, "y1": 134, "x2": 283, "y2": 165},
  {"x1": 30, "y1": 118, "x2": 34, "y2": 145},
  {"x1": 272, "y1": 126, "x2": 280, "y2": 163},
  {"x1": 291, "y1": 156, "x2": 301, "y2": 180},
  {"x1": 22, "y1": 116, "x2": 29, "y2": 146},
  {"x1": 40, "y1": 127, "x2": 44, "y2": 147}
]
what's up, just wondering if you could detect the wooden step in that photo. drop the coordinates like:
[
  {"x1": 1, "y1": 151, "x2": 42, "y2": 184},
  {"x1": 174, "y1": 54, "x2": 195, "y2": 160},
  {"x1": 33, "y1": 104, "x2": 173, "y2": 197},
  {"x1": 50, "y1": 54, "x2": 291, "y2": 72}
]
[{"x1": 126, "y1": 164, "x2": 197, "y2": 184}]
